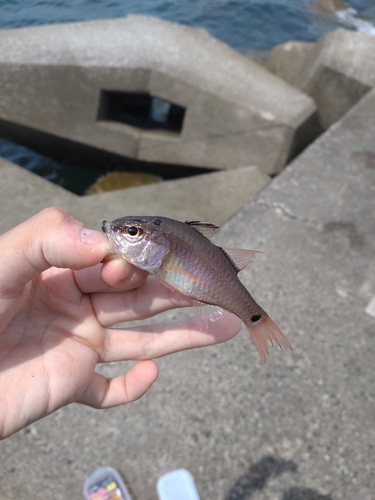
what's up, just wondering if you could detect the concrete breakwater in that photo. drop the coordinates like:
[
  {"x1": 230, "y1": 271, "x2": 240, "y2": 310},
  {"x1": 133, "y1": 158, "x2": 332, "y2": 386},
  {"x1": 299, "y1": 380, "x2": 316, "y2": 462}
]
[
  {"x1": 1, "y1": 17, "x2": 374, "y2": 222},
  {"x1": 265, "y1": 28, "x2": 375, "y2": 129},
  {"x1": 0, "y1": 15, "x2": 320, "y2": 178},
  {"x1": 0, "y1": 16, "x2": 375, "y2": 223},
  {"x1": 0, "y1": 16, "x2": 374, "y2": 224}
]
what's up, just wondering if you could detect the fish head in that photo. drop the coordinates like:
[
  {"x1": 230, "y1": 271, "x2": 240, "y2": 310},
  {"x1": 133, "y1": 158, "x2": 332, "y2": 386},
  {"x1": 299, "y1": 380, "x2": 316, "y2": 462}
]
[{"x1": 102, "y1": 216, "x2": 170, "y2": 272}]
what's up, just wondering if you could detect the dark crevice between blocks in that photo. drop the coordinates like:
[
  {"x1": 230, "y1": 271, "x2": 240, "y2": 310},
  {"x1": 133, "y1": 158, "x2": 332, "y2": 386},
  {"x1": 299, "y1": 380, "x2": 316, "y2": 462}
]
[{"x1": 0, "y1": 118, "x2": 214, "y2": 196}]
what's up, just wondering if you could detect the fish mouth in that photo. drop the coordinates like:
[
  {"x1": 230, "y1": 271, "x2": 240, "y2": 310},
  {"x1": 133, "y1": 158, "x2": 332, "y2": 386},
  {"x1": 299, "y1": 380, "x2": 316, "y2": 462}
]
[
  {"x1": 102, "y1": 220, "x2": 116, "y2": 251},
  {"x1": 102, "y1": 220, "x2": 111, "y2": 234},
  {"x1": 101, "y1": 220, "x2": 123, "y2": 254}
]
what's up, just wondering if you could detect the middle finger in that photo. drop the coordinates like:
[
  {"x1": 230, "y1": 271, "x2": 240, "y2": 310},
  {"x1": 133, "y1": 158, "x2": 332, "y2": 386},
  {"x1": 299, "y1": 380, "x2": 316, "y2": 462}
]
[
  {"x1": 91, "y1": 276, "x2": 193, "y2": 325},
  {"x1": 98, "y1": 313, "x2": 242, "y2": 362},
  {"x1": 74, "y1": 258, "x2": 147, "y2": 294}
]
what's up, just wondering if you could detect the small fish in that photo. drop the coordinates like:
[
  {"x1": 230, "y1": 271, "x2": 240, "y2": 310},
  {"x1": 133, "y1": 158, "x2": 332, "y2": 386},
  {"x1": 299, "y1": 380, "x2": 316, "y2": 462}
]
[{"x1": 102, "y1": 216, "x2": 292, "y2": 362}]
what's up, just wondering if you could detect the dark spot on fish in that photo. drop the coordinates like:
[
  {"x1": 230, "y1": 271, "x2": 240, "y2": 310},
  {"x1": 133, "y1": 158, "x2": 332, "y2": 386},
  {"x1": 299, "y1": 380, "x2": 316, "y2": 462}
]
[
  {"x1": 153, "y1": 219, "x2": 162, "y2": 226},
  {"x1": 251, "y1": 314, "x2": 261, "y2": 323}
]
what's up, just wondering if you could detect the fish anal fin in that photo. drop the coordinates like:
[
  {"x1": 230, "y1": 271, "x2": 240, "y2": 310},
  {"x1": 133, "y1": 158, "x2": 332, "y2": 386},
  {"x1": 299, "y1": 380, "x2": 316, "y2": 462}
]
[
  {"x1": 220, "y1": 247, "x2": 263, "y2": 272},
  {"x1": 245, "y1": 314, "x2": 292, "y2": 363},
  {"x1": 185, "y1": 221, "x2": 219, "y2": 240},
  {"x1": 193, "y1": 300, "x2": 228, "y2": 331}
]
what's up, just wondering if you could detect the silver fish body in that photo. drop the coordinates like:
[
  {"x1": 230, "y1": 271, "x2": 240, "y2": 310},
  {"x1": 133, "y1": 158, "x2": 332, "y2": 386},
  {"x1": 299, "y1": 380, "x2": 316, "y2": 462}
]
[{"x1": 102, "y1": 216, "x2": 291, "y2": 362}]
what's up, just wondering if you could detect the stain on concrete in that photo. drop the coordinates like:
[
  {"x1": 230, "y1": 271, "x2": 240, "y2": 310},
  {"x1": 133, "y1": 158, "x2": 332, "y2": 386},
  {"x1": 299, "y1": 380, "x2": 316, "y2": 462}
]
[
  {"x1": 351, "y1": 150, "x2": 375, "y2": 169},
  {"x1": 323, "y1": 221, "x2": 365, "y2": 251},
  {"x1": 224, "y1": 456, "x2": 333, "y2": 500}
]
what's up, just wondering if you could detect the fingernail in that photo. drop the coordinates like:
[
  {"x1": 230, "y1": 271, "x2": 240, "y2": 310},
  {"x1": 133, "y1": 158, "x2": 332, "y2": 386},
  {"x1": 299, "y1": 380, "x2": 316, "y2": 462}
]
[{"x1": 80, "y1": 227, "x2": 107, "y2": 245}]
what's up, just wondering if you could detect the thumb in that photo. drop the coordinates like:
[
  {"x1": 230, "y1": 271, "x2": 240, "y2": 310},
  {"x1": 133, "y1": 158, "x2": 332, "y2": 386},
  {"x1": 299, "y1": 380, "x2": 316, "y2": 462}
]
[{"x1": 0, "y1": 207, "x2": 109, "y2": 299}]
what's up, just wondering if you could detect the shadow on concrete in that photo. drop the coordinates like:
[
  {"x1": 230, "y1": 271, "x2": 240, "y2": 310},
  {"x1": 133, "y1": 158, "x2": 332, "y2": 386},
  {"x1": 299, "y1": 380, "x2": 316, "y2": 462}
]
[
  {"x1": 224, "y1": 456, "x2": 332, "y2": 500},
  {"x1": 224, "y1": 455, "x2": 297, "y2": 499},
  {"x1": 282, "y1": 487, "x2": 332, "y2": 500}
]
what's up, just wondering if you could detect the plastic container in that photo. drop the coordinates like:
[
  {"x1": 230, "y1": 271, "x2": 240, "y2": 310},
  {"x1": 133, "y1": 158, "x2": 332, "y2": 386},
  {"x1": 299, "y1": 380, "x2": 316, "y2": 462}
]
[
  {"x1": 83, "y1": 466, "x2": 132, "y2": 500},
  {"x1": 156, "y1": 468, "x2": 201, "y2": 500}
]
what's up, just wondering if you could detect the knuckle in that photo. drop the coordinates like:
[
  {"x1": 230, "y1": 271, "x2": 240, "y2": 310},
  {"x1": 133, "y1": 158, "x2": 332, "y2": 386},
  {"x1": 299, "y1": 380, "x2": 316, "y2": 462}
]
[{"x1": 36, "y1": 207, "x2": 75, "y2": 226}]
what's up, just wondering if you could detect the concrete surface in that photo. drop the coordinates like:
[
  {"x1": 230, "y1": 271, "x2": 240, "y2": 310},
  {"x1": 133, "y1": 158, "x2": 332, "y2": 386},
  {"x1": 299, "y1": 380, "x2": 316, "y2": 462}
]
[
  {"x1": 245, "y1": 49, "x2": 270, "y2": 66},
  {"x1": 294, "y1": 29, "x2": 375, "y2": 129},
  {"x1": 1, "y1": 85, "x2": 375, "y2": 500},
  {"x1": 266, "y1": 41, "x2": 315, "y2": 86},
  {"x1": 0, "y1": 16, "x2": 319, "y2": 175}
]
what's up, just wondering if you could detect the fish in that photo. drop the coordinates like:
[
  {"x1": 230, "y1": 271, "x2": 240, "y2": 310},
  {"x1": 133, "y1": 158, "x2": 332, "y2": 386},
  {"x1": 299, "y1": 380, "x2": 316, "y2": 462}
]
[{"x1": 102, "y1": 216, "x2": 292, "y2": 362}]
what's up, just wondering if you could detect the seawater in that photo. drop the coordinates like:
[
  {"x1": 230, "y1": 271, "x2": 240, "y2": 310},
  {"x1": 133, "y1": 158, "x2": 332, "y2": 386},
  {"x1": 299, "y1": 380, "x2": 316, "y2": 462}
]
[
  {"x1": 0, "y1": 0, "x2": 374, "y2": 193},
  {"x1": 1, "y1": 0, "x2": 375, "y2": 51}
]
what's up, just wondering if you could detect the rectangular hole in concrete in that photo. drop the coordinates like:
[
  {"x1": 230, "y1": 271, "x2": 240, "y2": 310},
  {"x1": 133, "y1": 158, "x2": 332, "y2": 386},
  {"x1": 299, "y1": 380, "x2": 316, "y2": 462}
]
[{"x1": 97, "y1": 91, "x2": 186, "y2": 133}]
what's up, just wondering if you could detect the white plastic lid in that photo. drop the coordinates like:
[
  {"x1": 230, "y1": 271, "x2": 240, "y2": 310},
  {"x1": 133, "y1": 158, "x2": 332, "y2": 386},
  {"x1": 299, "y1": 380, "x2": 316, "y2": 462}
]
[{"x1": 156, "y1": 469, "x2": 201, "y2": 500}]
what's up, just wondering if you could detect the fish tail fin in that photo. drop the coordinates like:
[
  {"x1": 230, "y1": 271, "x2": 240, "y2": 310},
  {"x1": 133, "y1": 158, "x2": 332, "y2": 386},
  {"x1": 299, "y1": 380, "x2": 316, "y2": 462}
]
[{"x1": 245, "y1": 314, "x2": 292, "y2": 363}]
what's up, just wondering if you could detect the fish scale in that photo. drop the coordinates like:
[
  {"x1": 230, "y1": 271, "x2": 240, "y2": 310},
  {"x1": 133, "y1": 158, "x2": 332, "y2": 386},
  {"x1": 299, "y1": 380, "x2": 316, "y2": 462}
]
[
  {"x1": 102, "y1": 216, "x2": 292, "y2": 362},
  {"x1": 156, "y1": 223, "x2": 258, "y2": 316}
]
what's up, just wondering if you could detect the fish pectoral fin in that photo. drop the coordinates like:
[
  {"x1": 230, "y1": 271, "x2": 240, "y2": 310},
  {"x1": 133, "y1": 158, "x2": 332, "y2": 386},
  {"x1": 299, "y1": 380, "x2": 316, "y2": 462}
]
[
  {"x1": 220, "y1": 247, "x2": 263, "y2": 272},
  {"x1": 185, "y1": 221, "x2": 219, "y2": 240},
  {"x1": 193, "y1": 301, "x2": 229, "y2": 330},
  {"x1": 159, "y1": 279, "x2": 179, "y2": 293},
  {"x1": 162, "y1": 261, "x2": 205, "y2": 284}
]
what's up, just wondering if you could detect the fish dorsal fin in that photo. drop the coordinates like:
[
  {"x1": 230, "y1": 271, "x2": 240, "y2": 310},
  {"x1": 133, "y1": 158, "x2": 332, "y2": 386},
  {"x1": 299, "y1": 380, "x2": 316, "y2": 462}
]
[
  {"x1": 220, "y1": 247, "x2": 263, "y2": 272},
  {"x1": 185, "y1": 221, "x2": 219, "y2": 240}
]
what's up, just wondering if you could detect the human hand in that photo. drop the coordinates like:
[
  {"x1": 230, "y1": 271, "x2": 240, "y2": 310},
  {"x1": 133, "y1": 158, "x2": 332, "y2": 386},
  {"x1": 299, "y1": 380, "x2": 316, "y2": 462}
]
[{"x1": 0, "y1": 207, "x2": 241, "y2": 439}]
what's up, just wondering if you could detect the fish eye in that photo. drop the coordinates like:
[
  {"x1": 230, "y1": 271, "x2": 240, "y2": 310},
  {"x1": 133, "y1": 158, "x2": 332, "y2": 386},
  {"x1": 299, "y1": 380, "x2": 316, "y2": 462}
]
[{"x1": 124, "y1": 225, "x2": 143, "y2": 237}]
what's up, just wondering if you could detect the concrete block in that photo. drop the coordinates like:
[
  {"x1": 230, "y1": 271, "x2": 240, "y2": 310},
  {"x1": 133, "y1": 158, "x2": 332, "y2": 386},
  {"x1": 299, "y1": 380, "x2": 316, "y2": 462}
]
[
  {"x1": 266, "y1": 41, "x2": 315, "y2": 85},
  {"x1": 80, "y1": 166, "x2": 270, "y2": 228},
  {"x1": 138, "y1": 122, "x2": 294, "y2": 173},
  {"x1": 210, "y1": 87, "x2": 375, "y2": 500},
  {"x1": 0, "y1": 16, "x2": 318, "y2": 175},
  {"x1": 0, "y1": 159, "x2": 79, "y2": 229},
  {"x1": 0, "y1": 156, "x2": 269, "y2": 233},
  {"x1": 245, "y1": 49, "x2": 270, "y2": 66},
  {"x1": 294, "y1": 29, "x2": 375, "y2": 128}
]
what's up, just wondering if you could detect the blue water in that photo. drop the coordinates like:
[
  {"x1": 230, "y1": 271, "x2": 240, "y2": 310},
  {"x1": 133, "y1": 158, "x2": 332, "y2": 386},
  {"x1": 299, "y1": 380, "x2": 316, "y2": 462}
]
[
  {"x1": 1, "y1": 0, "x2": 374, "y2": 51},
  {"x1": 1, "y1": 0, "x2": 375, "y2": 193}
]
